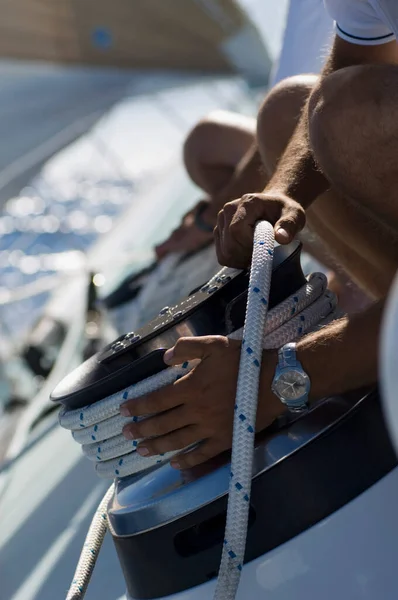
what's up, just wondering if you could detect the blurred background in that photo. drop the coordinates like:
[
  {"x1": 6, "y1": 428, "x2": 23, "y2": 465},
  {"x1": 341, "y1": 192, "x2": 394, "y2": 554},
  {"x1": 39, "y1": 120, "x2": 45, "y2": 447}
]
[{"x1": 0, "y1": 0, "x2": 289, "y2": 431}]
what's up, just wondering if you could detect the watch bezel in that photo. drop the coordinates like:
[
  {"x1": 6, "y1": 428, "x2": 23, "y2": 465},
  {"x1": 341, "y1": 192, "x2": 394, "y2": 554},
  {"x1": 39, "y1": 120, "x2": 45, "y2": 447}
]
[{"x1": 271, "y1": 367, "x2": 310, "y2": 410}]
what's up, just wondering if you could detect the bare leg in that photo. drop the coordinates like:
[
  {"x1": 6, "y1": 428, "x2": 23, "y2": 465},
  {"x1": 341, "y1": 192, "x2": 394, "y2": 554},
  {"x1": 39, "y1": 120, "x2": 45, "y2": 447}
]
[
  {"x1": 307, "y1": 65, "x2": 398, "y2": 298},
  {"x1": 183, "y1": 110, "x2": 256, "y2": 196},
  {"x1": 257, "y1": 75, "x2": 318, "y2": 177},
  {"x1": 155, "y1": 111, "x2": 257, "y2": 259},
  {"x1": 184, "y1": 75, "x2": 319, "y2": 194}
]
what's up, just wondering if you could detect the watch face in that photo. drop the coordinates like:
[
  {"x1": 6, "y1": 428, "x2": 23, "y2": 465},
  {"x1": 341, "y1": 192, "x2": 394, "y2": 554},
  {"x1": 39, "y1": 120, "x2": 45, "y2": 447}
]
[{"x1": 273, "y1": 370, "x2": 309, "y2": 401}]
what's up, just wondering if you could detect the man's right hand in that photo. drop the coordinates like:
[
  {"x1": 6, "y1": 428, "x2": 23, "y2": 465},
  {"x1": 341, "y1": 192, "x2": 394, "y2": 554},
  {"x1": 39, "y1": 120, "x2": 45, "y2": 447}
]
[{"x1": 214, "y1": 192, "x2": 306, "y2": 268}]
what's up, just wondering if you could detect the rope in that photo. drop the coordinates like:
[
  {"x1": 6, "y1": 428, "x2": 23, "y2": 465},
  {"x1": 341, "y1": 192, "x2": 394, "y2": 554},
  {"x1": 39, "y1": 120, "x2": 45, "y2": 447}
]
[
  {"x1": 60, "y1": 222, "x2": 337, "y2": 599},
  {"x1": 66, "y1": 484, "x2": 115, "y2": 600},
  {"x1": 214, "y1": 221, "x2": 273, "y2": 598}
]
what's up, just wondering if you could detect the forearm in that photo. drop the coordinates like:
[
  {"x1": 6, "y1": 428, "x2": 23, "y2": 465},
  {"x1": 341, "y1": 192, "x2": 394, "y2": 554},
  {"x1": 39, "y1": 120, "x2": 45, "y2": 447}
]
[
  {"x1": 208, "y1": 143, "x2": 267, "y2": 218},
  {"x1": 265, "y1": 56, "x2": 336, "y2": 208},
  {"x1": 259, "y1": 302, "x2": 383, "y2": 426},
  {"x1": 298, "y1": 301, "x2": 383, "y2": 400},
  {"x1": 266, "y1": 106, "x2": 329, "y2": 209},
  {"x1": 266, "y1": 37, "x2": 397, "y2": 209}
]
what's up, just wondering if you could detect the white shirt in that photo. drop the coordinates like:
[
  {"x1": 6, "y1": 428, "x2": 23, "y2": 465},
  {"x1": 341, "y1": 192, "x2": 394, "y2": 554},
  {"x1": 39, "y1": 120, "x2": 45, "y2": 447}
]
[
  {"x1": 324, "y1": 0, "x2": 398, "y2": 45},
  {"x1": 271, "y1": 0, "x2": 334, "y2": 85}
]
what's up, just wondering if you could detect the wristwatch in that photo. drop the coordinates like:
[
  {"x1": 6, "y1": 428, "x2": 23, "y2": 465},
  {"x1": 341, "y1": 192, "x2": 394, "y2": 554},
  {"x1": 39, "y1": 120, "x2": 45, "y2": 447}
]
[{"x1": 271, "y1": 342, "x2": 311, "y2": 413}]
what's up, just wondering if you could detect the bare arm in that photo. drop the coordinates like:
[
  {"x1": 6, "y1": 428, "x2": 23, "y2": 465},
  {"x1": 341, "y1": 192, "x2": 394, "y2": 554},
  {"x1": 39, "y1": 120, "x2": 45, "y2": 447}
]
[
  {"x1": 253, "y1": 302, "x2": 384, "y2": 434},
  {"x1": 205, "y1": 143, "x2": 267, "y2": 220},
  {"x1": 215, "y1": 37, "x2": 398, "y2": 265},
  {"x1": 268, "y1": 37, "x2": 398, "y2": 208},
  {"x1": 258, "y1": 301, "x2": 382, "y2": 430},
  {"x1": 212, "y1": 39, "x2": 398, "y2": 217},
  {"x1": 298, "y1": 302, "x2": 382, "y2": 398}
]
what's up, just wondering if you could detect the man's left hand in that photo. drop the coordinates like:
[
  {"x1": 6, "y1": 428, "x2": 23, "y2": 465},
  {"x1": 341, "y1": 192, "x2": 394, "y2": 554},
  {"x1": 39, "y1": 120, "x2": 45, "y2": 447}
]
[{"x1": 120, "y1": 336, "x2": 282, "y2": 469}]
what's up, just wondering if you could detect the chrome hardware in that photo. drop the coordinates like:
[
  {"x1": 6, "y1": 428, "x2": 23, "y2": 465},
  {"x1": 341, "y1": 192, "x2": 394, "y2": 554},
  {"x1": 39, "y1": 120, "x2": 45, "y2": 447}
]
[{"x1": 111, "y1": 341, "x2": 125, "y2": 351}]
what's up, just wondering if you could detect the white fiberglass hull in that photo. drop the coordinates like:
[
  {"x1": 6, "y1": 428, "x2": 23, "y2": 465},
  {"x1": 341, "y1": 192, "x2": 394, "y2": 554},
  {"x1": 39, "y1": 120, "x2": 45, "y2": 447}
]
[{"x1": 129, "y1": 467, "x2": 398, "y2": 600}]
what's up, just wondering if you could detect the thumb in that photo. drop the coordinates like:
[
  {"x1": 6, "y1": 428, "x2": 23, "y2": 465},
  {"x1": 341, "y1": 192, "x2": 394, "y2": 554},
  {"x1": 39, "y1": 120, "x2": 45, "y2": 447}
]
[
  {"x1": 164, "y1": 335, "x2": 227, "y2": 365},
  {"x1": 274, "y1": 203, "x2": 306, "y2": 245}
]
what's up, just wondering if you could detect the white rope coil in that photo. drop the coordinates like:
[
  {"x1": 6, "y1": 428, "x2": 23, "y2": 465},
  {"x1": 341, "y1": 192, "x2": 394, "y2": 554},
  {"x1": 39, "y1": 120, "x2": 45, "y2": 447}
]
[{"x1": 59, "y1": 273, "x2": 336, "y2": 479}]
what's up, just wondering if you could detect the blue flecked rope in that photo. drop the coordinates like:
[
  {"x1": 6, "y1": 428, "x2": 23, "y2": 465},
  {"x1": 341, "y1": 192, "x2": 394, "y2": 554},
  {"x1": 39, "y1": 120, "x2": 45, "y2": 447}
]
[
  {"x1": 66, "y1": 483, "x2": 115, "y2": 600},
  {"x1": 213, "y1": 221, "x2": 274, "y2": 599},
  {"x1": 59, "y1": 361, "x2": 196, "y2": 478}
]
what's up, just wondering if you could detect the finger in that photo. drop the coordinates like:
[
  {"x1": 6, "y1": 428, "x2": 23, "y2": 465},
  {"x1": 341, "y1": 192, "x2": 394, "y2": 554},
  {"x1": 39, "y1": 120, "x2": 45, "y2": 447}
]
[
  {"x1": 214, "y1": 224, "x2": 222, "y2": 261},
  {"x1": 229, "y1": 198, "x2": 259, "y2": 247},
  {"x1": 163, "y1": 335, "x2": 228, "y2": 366},
  {"x1": 275, "y1": 204, "x2": 306, "y2": 244},
  {"x1": 215, "y1": 210, "x2": 228, "y2": 265},
  {"x1": 122, "y1": 406, "x2": 189, "y2": 440},
  {"x1": 223, "y1": 196, "x2": 262, "y2": 267},
  {"x1": 215, "y1": 203, "x2": 250, "y2": 268},
  {"x1": 170, "y1": 439, "x2": 227, "y2": 469},
  {"x1": 120, "y1": 373, "x2": 192, "y2": 417},
  {"x1": 134, "y1": 425, "x2": 200, "y2": 457}
]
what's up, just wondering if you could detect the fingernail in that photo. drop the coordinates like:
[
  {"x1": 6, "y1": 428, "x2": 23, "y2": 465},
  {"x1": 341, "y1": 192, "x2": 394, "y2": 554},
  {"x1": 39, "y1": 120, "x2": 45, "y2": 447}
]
[
  {"x1": 276, "y1": 228, "x2": 290, "y2": 243},
  {"x1": 137, "y1": 446, "x2": 149, "y2": 456},
  {"x1": 123, "y1": 428, "x2": 135, "y2": 440},
  {"x1": 170, "y1": 461, "x2": 181, "y2": 469},
  {"x1": 120, "y1": 405, "x2": 131, "y2": 417},
  {"x1": 164, "y1": 348, "x2": 174, "y2": 364}
]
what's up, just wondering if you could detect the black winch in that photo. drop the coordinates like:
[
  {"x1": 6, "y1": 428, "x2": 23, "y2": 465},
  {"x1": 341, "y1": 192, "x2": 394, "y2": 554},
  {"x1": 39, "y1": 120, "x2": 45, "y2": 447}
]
[{"x1": 51, "y1": 241, "x2": 397, "y2": 599}]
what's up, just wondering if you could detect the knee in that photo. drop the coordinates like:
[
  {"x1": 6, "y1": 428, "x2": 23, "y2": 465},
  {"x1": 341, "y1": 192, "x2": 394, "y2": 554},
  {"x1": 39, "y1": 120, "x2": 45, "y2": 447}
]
[
  {"x1": 308, "y1": 64, "x2": 398, "y2": 173},
  {"x1": 183, "y1": 115, "x2": 218, "y2": 167},
  {"x1": 308, "y1": 67, "x2": 357, "y2": 167},
  {"x1": 257, "y1": 75, "x2": 317, "y2": 174},
  {"x1": 183, "y1": 111, "x2": 239, "y2": 168}
]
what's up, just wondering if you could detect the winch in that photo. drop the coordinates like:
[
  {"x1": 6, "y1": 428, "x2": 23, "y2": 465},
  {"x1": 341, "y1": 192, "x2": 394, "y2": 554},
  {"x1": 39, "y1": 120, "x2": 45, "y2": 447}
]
[
  {"x1": 52, "y1": 240, "x2": 305, "y2": 412},
  {"x1": 52, "y1": 231, "x2": 398, "y2": 600}
]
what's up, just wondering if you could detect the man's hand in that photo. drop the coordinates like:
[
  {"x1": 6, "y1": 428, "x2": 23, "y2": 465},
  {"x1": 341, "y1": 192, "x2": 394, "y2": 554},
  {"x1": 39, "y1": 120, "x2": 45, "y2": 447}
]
[
  {"x1": 214, "y1": 192, "x2": 306, "y2": 268},
  {"x1": 120, "y1": 336, "x2": 283, "y2": 470},
  {"x1": 155, "y1": 200, "x2": 215, "y2": 259}
]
